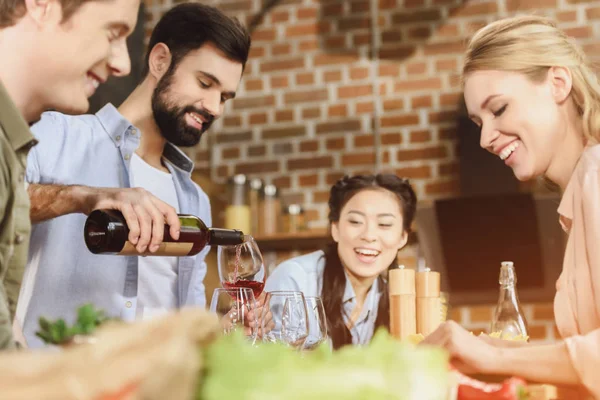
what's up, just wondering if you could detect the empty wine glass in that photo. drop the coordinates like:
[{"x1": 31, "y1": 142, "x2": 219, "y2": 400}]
[
  {"x1": 218, "y1": 237, "x2": 266, "y2": 299},
  {"x1": 210, "y1": 287, "x2": 259, "y2": 344},
  {"x1": 303, "y1": 296, "x2": 328, "y2": 351},
  {"x1": 260, "y1": 291, "x2": 308, "y2": 350}
]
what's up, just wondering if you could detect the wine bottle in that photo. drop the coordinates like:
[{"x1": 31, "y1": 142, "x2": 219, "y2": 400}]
[{"x1": 84, "y1": 209, "x2": 246, "y2": 257}]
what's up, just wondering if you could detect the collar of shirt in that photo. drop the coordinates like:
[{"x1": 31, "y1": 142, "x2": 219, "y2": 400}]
[
  {"x1": 0, "y1": 82, "x2": 37, "y2": 159},
  {"x1": 342, "y1": 272, "x2": 381, "y2": 324},
  {"x1": 95, "y1": 103, "x2": 195, "y2": 174}
]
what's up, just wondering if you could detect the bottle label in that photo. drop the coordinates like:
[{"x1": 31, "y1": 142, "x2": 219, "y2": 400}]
[{"x1": 119, "y1": 241, "x2": 194, "y2": 256}]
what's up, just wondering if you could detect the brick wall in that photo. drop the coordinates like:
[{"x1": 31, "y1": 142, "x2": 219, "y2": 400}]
[{"x1": 142, "y1": 0, "x2": 596, "y2": 341}]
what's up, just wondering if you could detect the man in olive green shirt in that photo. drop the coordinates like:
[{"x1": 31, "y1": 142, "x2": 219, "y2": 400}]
[{"x1": 0, "y1": 0, "x2": 139, "y2": 349}]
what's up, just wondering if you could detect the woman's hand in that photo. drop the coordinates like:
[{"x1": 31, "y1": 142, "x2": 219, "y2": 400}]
[{"x1": 420, "y1": 321, "x2": 502, "y2": 375}]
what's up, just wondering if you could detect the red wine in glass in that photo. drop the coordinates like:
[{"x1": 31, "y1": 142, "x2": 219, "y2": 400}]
[{"x1": 223, "y1": 280, "x2": 265, "y2": 299}]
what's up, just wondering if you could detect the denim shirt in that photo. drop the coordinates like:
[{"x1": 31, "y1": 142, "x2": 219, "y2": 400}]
[
  {"x1": 17, "y1": 104, "x2": 211, "y2": 348},
  {"x1": 264, "y1": 250, "x2": 382, "y2": 346}
]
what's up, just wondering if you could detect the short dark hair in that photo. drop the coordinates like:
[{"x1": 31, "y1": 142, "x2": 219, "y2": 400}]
[
  {"x1": 141, "y1": 3, "x2": 251, "y2": 78},
  {"x1": 0, "y1": 0, "x2": 96, "y2": 28}
]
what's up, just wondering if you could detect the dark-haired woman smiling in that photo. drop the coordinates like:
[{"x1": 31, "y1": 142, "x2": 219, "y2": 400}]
[{"x1": 264, "y1": 174, "x2": 417, "y2": 349}]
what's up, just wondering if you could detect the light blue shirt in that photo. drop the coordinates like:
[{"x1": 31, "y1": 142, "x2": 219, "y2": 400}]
[
  {"x1": 264, "y1": 250, "x2": 382, "y2": 346},
  {"x1": 18, "y1": 104, "x2": 211, "y2": 348}
]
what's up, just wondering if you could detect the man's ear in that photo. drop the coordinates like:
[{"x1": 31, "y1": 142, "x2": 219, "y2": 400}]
[{"x1": 148, "y1": 43, "x2": 173, "y2": 81}]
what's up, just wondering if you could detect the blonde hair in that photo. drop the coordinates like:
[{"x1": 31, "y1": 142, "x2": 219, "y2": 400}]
[{"x1": 463, "y1": 15, "x2": 600, "y2": 144}]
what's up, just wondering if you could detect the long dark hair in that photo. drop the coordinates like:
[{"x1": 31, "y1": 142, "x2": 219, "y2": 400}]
[{"x1": 321, "y1": 174, "x2": 417, "y2": 349}]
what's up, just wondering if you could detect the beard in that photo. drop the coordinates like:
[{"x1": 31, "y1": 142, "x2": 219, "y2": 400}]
[{"x1": 151, "y1": 68, "x2": 214, "y2": 147}]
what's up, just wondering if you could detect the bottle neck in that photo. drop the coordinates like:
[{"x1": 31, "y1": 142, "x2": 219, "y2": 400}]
[
  {"x1": 498, "y1": 283, "x2": 519, "y2": 305},
  {"x1": 208, "y1": 228, "x2": 245, "y2": 246}
]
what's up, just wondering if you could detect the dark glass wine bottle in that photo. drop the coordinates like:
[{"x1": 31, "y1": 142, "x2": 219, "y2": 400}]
[{"x1": 84, "y1": 209, "x2": 246, "y2": 256}]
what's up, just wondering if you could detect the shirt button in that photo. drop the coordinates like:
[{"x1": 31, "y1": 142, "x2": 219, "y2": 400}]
[
  {"x1": 14, "y1": 234, "x2": 24, "y2": 245},
  {"x1": 116, "y1": 135, "x2": 122, "y2": 141},
  {"x1": 130, "y1": 128, "x2": 137, "y2": 136},
  {"x1": 125, "y1": 301, "x2": 132, "y2": 308},
  {"x1": 124, "y1": 154, "x2": 130, "y2": 161}
]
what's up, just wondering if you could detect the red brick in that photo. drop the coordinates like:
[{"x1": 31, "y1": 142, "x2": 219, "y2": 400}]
[
  {"x1": 300, "y1": 140, "x2": 319, "y2": 152},
  {"x1": 288, "y1": 156, "x2": 333, "y2": 170},
  {"x1": 286, "y1": 22, "x2": 330, "y2": 37},
  {"x1": 326, "y1": 137, "x2": 346, "y2": 150},
  {"x1": 395, "y1": 78, "x2": 442, "y2": 92},
  {"x1": 299, "y1": 39, "x2": 319, "y2": 51},
  {"x1": 314, "y1": 53, "x2": 359, "y2": 66},
  {"x1": 397, "y1": 145, "x2": 447, "y2": 161},
  {"x1": 271, "y1": 11, "x2": 289, "y2": 23},
  {"x1": 223, "y1": 116, "x2": 241, "y2": 128},
  {"x1": 440, "y1": 92, "x2": 461, "y2": 106},
  {"x1": 410, "y1": 129, "x2": 431, "y2": 143},
  {"x1": 317, "y1": 120, "x2": 362, "y2": 134},
  {"x1": 325, "y1": 35, "x2": 346, "y2": 49},
  {"x1": 469, "y1": 306, "x2": 493, "y2": 322},
  {"x1": 342, "y1": 152, "x2": 376, "y2": 166},
  {"x1": 328, "y1": 104, "x2": 348, "y2": 117},
  {"x1": 436, "y1": 58, "x2": 457, "y2": 72},
  {"x1": 408, "y1": 26, "x2": 431, "y2": 40},
  {"x1": 222, "y1": 147, "x2": 240, "y2": 160},
  {"x1": 558, "y1": 10, "x2": 577, "y2": 22},
  {"x1": 381, "y1": 114, "x2": 420, "y2": 127},
  {"x1": 262, "y1": 126, "x2": 304, "y2": 140},
  {"x1": 248, "y1": 145, "x2": 266, "y2": 157},
  {"x1": 338, "y1": 16, "x2": 370, "y2": 31},
  {"x1": 245, "y1": 79, "x2": 263, "y2": 91},
  {"x1": 393, "y1": 9, "x2": 441, "y2": 24},
  {"x1": 429, "y1": 110, "x2": 457, "y2": 124},
  {"x1": 379, "y1": 63, "x2": 400, "y2": 77},
  {"x1": 382, "y1": 29, "x2": 403, "y2": 44},
  {"x1": 296, "y1": 72, "x2": 315, "y2": 85},
  {"x1": 271, "y1": 76, "x2": 289, "y2": 89},
  {"x1": 218, "y1": 0, "x2": 252, "y2": 11},
  {"x1": 275, "y1": 110, "x2": 295, "y2": 122},
  {"x1": 395, "y1": 166, "x2": 431, "y2": 179},
  {"x1": 215, "y1": 130, "x2": 252, "y2": 144},
  {"x1": 234, "y1": 161, "x2": 280, "y2": 174},
  {"x1": 405, "y1": 0, "x2": 425, "y2": 6},
  {"x1": 383, "y1": 99, "x2": 405, "y2": 111},
  {"x1": 411, "y1": 95, "x2": 432, "y2": 109},
  {"x1": 439, "y1": 127, "x2": 457, "y2": 140},
  {"x1": 564, "y1": 26, "x2": 592, "y2": 38},
  {"x1": 350, "y1": 67, "x2": 370, "y2": 80},
  {"x1": 285, "y1": 89, "x2": 329, "y2": 104},
  {"x1": 424, "y1": 40, "x2": 466, "y2": 55},
  {"x1": 354, "y1": 134, "x2": 374, "y2": 147},
  {"x1": 382, "y1": 132, "x2": 402, "y2": 145},
  {"x1": 527, "y1": 325, "x2": 548, "y2": 340},
  {"x1": 425, "y1": 179, "x2": 460, "y2": 195},
  {"x1": 379, "y1": 0, "x2": 396, "y2": 8},
  {"x1": 299, "y1": 174, "x2": 319, "y2": 187},
  {"x1": 249, "y1": 112, "x2": 268, "y2": 125},
  {"x1": 323, "y1": 2, "x2": 343, "y2": 16},
  {"x1": 216, "y1": 165, "x2": 230, "y2": 178},
  {"x1": 533, "y1": 304, "x2": 555, "y2": 320},
  {"x1": 506, "y1": 0, "x2": 556, "y2": 10},
  {"x1": 261, "y1": 58, "x2": 305, "y2": 73},
  {"x1": 272, "y1": 44, "x2": 291, "y2": 56},
  {"x1": 323, "y1": 70, "x2": 342, "y2": 83},
  {"x1": 356, "y1": 102, "x2": 374, "y2": 113},
  {"x1": 273, "y1": 142, "x2": 293, "y2": 155},
  {"x1": 378, "y1": 45, "x2": 416, "y2": 60},
  {"x1": 252, "y1": 28, "x2": 276, "y2": 41},
  {"x1": 436, "y1": 23, "x2": 459, "y2": 37},
  {"x1": 272, "y1": 176, "x2": 291, "y2": 189},
  {"x1": 338, "y1": 84, "x2": 372, "y2": 99},
  {"x1": 297, "y1": 6, "x2": 317, "y2": 19},
  {"x1": 302, "y1": 108, "x2": 321, "y2": 119},
  {"x1": 450, "y1": 1, "x2": 498, "y2": 16},
  {"x1": 326, "y1": 172, "x2": 345, "y2": 185},
  {"x1": 406, "y1": 62, "x2": 427, "y2": 75},
  {"x1": 351, "y1": 0, "x2": 369, "y2": 12},
  {"x1": 314, "y1": 190, "x2": 330, "y2": 203},
  {"x1": 249, "y1": 46, "x2": 265, "y2": 58},
  {"x1": 233, "y1": 95, "x2": 275, "y2": 110}
]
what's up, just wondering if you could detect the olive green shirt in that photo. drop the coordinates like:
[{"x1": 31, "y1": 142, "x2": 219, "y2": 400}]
[{"x1": 0, "y1": 82, "x2": 36, "y2": 350}]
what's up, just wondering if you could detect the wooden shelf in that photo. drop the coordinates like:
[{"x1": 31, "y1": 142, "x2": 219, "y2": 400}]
[
  {"x1": 254, "y1": 230, "x2": 330, "y2": 252},
  {"x1": 254, "y1": 229, "x2": 418, "y2": 252}
]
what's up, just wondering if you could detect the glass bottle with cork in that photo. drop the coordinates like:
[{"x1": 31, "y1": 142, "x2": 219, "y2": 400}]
[{"x1": 490, "y1": 261, "x2": 529, "y2": 339}]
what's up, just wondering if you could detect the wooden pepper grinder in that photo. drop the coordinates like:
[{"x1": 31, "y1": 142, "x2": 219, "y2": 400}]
[
  {"x1": 416, "y1": 268, "x2": 441, "y2": 336},
  {"x1": 389, "y1": 265, "x2": 416, "y2": 340}
]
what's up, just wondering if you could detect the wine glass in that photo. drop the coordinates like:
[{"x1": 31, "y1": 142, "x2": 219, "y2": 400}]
[
  {"x1": 260, "y1": 291, "x2": 308, "y2": 350},
  {"x1": 302, "y1": 296, "x2": 328, "y2": 351},
  {"x1": 209, "y1": 287, "x2": 259, "y2": 344},
  {"x1": 218, "y1": 237, "x2": 266, "y2": 299}
]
